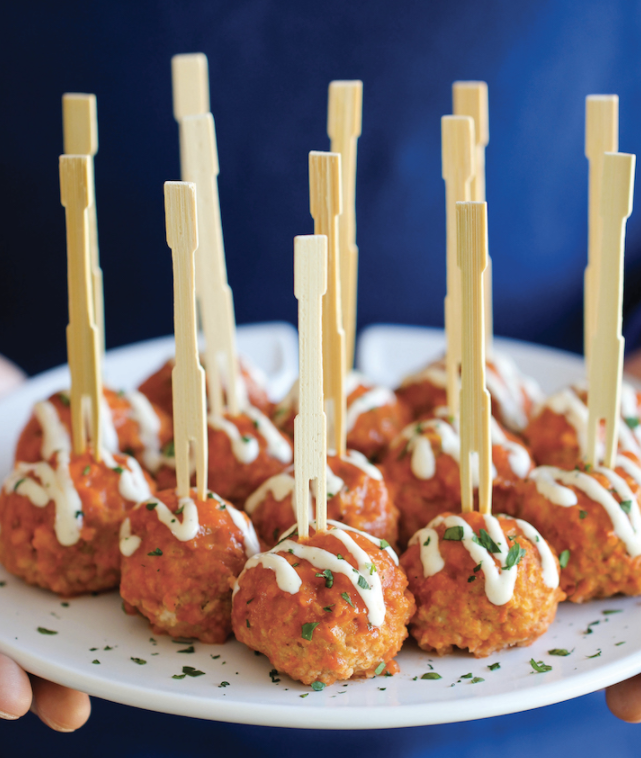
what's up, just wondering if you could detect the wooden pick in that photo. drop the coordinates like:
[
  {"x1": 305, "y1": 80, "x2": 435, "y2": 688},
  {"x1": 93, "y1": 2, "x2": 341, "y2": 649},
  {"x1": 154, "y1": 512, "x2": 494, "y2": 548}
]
[
  {"x1": 164, "y1": 181, "x2": 208, "y2": 499},
  {"x1": 584, "y1": 95, "x2": 619, "y2": 368},
  {"x1": 442, "y1": 116, "x2": 475, "y2": 415},
  {"x1": 453, "y1": 82, "x2": 493, "y2": 354},
  {"x1": 59, "y1": 155, "x2": 103, "y2": 459},
  {"x1": 328, "y1": 80, "x2": 363, "y2": 371},
  {"x1": 62, "y1": 93, "x2": 104, "y2": 358},
  {"x1": 294, "y1": 235, "x2": 328, "y2": 537},
  {"x1": 171, "y1": 54, "x2": 210, "y2": 123},
  {"x1": 586, "y1": 152, "x2": 635, "y2": 469},
  {"x1": 180, "y1": 113, "x2": 241, "y2": 416},
  {"x1": 309, "y1": 151, "x2": 346, "y2": 456},
  {"x1": 457, "y1": 201, "x2": 491, "y2": 514}
]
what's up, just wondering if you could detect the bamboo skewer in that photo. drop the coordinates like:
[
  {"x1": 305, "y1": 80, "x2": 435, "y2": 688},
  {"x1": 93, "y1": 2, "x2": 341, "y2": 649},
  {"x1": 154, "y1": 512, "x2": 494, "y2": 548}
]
[
  {"x1": 457, "y1": 201, "x2": 491, "y2": 514},
  {"x1": 586, "y1": 152, "x2": 635, "y2": 469},
  {"x1": 62, "y1": 93, "x2": 104, "y2": 358},
  {"x1": 328, "y1": 80, "x2": 363, "y2": 371},
  {"x1": 309, "y1": 151, "x2": 346, "y2": 457},
  {"x1": 442, "y1": 116, "x2": 475, "y2": 415},
  {"x1": 294, "y1": 235, "x2": 329, "y2": 537},
  {"x1": 172, "y1": 54, "x2": 241, "y2": 416},
  {"x1": 59, "y1": 155, "x2": 103, "y2": 458},
  {"x1": 584, "y1": 95, "x2": 619, "y2": 368},
  {"x1": 453, "y1": 82, "x2": 493, "y2": 353},
  {"x1": 164, "y1": 181, "x2": 208, "y2": 500}
]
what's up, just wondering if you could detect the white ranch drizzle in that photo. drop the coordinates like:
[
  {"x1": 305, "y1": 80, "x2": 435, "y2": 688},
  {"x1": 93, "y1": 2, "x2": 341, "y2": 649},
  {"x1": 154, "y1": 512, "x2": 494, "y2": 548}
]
[
  {"x1": 101, "y1": 449, "x2": 152, "y2": 503},
  {"x1": 209, "y1": 415, "x2": 259, "y2": 464},
  {"x1": 616, "y1": 454, "x2": 641, "y2": 487},
  {"x1": 245, "y1": 406, "x2": 292, "y2": 464},
  {"x1": 34, "y1": 401, "x2": 71, "y2": 458},
  {"x1": 277, "y1": 520, "x2": 398, "y2": 562},
  {"x1": 512, "y1": 518, "x2": 559, "y2": 588},
  {"x1": 126, "y1": 390, "x2": 163, "y2": 472},
  {"x1": 409, "y1": 514, "x2": 520, "y2": 606},
  {"x1": 490, "y1": 418, "x2": 532, "y2": 478},
  {"x1": 527, "y1": 466, "x2": 641, "y2": 557},
  {"x1": 233, "y1": 520, "x2": 388, "y2": 625},
  {"x1": 101, "y1": 398, "x2": 120, "y2": 453},
  {"x1": 340, "y1": 449, "x2": 383, "y2": 481},
  {"x1": 544, "y1": 388, "x2": 590, "y2": 455},
  {"x1": 119, "y1": 517, "x2": 141, "y2": 557},
  {"x1": 487, "y1": 352, "x2": 543, "y2": 432},
  {"x1": 225, "y1": 503, "x2": 261, "y2": 557},
  {"x1": 345, "y1": 386, "x2": 395, "y2": 433},
  {"x1": 245, "y1": 472, "x2": 295, "y2": 515}
]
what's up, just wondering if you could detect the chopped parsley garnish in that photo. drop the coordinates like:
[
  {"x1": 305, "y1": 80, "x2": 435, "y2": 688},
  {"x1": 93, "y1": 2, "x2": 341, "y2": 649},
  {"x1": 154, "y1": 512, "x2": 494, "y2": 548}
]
[
  {"x1": 579, "y1": 510, "x2": 587, "y2": 520},
  {"x1": 146, "y1": 502, "x2": 158, "y2": 510},
  {"x1": 443, "y1": 526, "x2": 464, "y2": 541},
  {"x1": 246, "y1": 619, "x2": 250, "y2": 628},
  {"x1": 616, "y1": 641, "x2": 626, "y2": 646},
  {"x1": 467, "y1": 575, "x2": 476, "y2": 583},
  {"x1": 172, "y1": 674, "x2": 186, "y2": 679},
  {"x1": 272, "y1": 528, "x2": 280, "y2": 542},
  {"x1": 241, "y1": 435, "x2": 252, "y2": 443},
  {"x1": 253, "y1": 419, "x2": 260, "y2": 429},
  {"x1": 421, "y1": 672, "x2": 442, "y2": 680},
  {"x1": 61, "y1": 601, "x2": 68, "y2": 607},
  {"x1": 315, "y1": 569, "x2": 334, "y2": 588},
  {"x1": 211, "y1": 655, "x2": 221, "y2": 660},
  {"x1": 548, "y1": 649, "x2": 573, "y2": 656},
  {"x1": 92, "y1": 659, "x2": 100, "y2": 664},
  {"x1": 323, "y1": 605, "x2": 335, "y2": 612},
  {"x1": 218, "y1": 680, "x2": 230, "y2": 687},
  {"x1": 112, "y1": 466, "x2": 124, "y2": 475},
  {"x1": 374, "y1": 662, "x2": 386, "y2": 676},
  {"x1": 620, "y1": 500, "x2": 633, "y2": 515},
  {"x1": 341, "y1": 592, "x2": 355, "y2": 608},
  {"x1": 503, "y1": 542, "x2": 527, "y2": 570},
  {"x1": 75, "y1": 510, "x2": 84, "y2": 519},
  {"x1": 13, "y1": 478, "x2": 25, "y2": 492},
  {"x1": 218, "y1": 504, "x2": 226, "y2": 510},
  {"x1": 147, "y1": 548, "x2": 163, "y2": 557},
  {"x1": 130, "y1": 657, "x2": 147, "y2": 665},
  {"x1": 461, "y1": 673, "x2": 473, "y2": 679},
  {"x1": 311, "y1": 681, "x2": 325, "y2": 691},
  {"x1": 269, "y1": 669, "x2": 280, "y2": 683},
  {"x1": 58, "y1": 393, "x2": 70, "y2": 407},
  {"x1": 586, "y1": 649, "x2": 602, "y2": 659},
  {"x1": 488, "y1": 662, "x2": 500, "y2": 671},
  {"x1": 584, "y1": 463, "x2": 592, "y2": 472},
  {"x1": 470, "y1": 677, "x2": 485, "y2": 684},
  {"x1": 472, "y1": 529, "x2": 501, "y2": 553},
  {"x1": 149, "y1": 637, "x2": 157, "y2": 645},
  {"x1": 301, "y1": 622, "x2": 319, "y2": 641},
  {"x1": 90, "y1": 648, "x2": 98, "y2": 651},
  {"x1": 529, "y1": 659, "x2": 552, "y2": 673},
  {"x1": 337, "y1": 554, "x2": 344, "y2": 560},
  {"x1": 365, "y1": 562, "x2": 377, "y2": 575},
  {"x1": 423, "y1": 537, "x2": 431, "y2": 547},
  {"x1": 182, "y1": 666, "x2": 205, "y2": 677},
  {"x1": 292, "y1": 563, "x2": 299, "y2": 568},
  {"x1": 473, "y1": 563, "x2": 482, "y2": 573},
  {"x1": 625, "y1": 417, "x2": 640, "y2": 430},
  {"x1": 603, "y1": 609, "x2": 623, "y2": 615},
  {"x1": 357, "y1": 575, "x2": 370, "y2": 590},
  {"x1": 175, "y1": 503, "x2": 184, "y2": 515},
  {"x1": 82, "y1": 466, "x2": 91, "y2": 476},
  {"x1": 163, "y1": 440, "x2": 175, "y2": 458},
  {"x1": 37, "y1": 627, "x2": 57, "y2": 635},
  {"x1": 379, "y1": 539, "x2": 390, "y2": 550},
  {"x1": 559, "y1": 549, "x2": 570, "y2": 568},
  {"x1": 300, "y1": 693, "x2": 309, "y2": 698},
  {"x1": 177, "y1": 646, "x2": 195, "y2": 654},
  {"x1": 104, "y1": 645, "x2": 113, "y2": 651}
]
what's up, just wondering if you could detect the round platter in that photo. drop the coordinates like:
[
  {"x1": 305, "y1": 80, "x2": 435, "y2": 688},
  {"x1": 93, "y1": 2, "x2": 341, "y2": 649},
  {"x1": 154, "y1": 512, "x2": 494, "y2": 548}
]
[{"x1": 1, "y1": 323, "x2": 640, "y2": 730}]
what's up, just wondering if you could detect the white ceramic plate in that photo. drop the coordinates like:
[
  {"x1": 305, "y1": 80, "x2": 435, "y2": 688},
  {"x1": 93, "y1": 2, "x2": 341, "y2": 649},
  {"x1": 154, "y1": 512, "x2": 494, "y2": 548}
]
[{"x1": 1, "y1": 323, "x2": 640, "y2": 731}]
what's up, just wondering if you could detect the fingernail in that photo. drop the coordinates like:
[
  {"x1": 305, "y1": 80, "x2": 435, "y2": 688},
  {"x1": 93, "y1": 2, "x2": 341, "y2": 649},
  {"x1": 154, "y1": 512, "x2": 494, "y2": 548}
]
[{"x1": 0, "y1": 710, "x2": 20, "y2": 721}]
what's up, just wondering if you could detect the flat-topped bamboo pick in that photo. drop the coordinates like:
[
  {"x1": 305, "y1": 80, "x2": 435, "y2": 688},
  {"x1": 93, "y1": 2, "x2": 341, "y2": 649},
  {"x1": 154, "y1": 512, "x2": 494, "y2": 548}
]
[
  {"x1": 584, "y1": 95, "x2": 619, "y2": 368},
  {"x1": 309, "y1": 151, "x2": 346, "y2": 457},
  {"x1": 442, "y1": 116, "x2": 475, "y2": 415},
  {"x1": 59, "y1": 155, "x2": 103, "y2": 458},
  {"x1": 164, "y1": 181, "x2": 208, "y2": 500},
  {"x1": 586, "y1": 152, "x2": 635, "y2": 469},
  {"x1": 172, "y1": 54, "x2": 241, "y2": 416},
  {"x1": 62, "y1": 93, "x2": 104, "y2": 357},
  {"x1": 457, "y1": 201, "x2": 491, "y2": 515},
  {"x1": 453, "y1": 82, "x2": 492, "y2": 353},
  {"x1": 328, "y1": 80, "x2": 363, "y2": 371},
  {"x1": 294, "y1": 235, "x2": 328, "y2": 537}
]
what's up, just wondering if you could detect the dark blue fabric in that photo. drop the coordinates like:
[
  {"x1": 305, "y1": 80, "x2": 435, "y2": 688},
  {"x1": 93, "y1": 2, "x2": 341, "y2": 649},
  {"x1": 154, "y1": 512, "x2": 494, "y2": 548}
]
[{"x1": 1, "y1": 0, "x2": 641, "y2": 753}]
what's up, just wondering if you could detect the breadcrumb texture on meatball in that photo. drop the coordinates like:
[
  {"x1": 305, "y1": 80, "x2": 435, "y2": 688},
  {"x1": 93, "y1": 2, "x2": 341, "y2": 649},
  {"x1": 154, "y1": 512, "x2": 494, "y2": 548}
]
[
  {"x1": 400, "y1": 511, "x2": 564, "y2": 657},
  {"x1": 0, "y1": 451, "x2": 148, "y2": 596},
  {"x1": 384, "y1": 421, "x2": 532, "y2": 547},
  {"x1": 248, "y1": 454, "x2": 399, "y2": 549},
  {"x1": 120, "y1": 488, "x2": 254, "y2": 643},
  {"x1": 232, "y1": 527, "x2": 415, "y2": 686},
  {"x1": 524, "y1": 406, "x2": 582, "y2": 469},
  {"x1": 516, "y1": 466, "x2": 641, "y2": 602}
]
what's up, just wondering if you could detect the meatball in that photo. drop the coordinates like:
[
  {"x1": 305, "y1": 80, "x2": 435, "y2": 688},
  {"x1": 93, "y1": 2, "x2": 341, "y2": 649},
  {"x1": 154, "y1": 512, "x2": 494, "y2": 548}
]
[
  {"x1": 0, "y1": 448, "x2": 153, "y2": 596},
  {"x1": 525, "y1": 384, "x2": 641, "y2": 469},
  {"x1": 396, "y1": 353, "x2": 542, "y2": 434},
  {"x1": 400, "y1": 511, "x2": 564, "y2": 657},
  {"x1": 515, "y1": 460, "x2": 641, "y2": 602},
  {"x1": 383, "y1": 414, "x2": 534, "y2": 547},
  {"x1": 138, "y1": 357, "x2": 272, "y2": 419},
  {"x1": 155, "y1": 407, "x2": 293, "y2": 506},
  {"x1": 273, "y1": 371, "x2": 410, "y2": 461},
  {"x1": 15, "y1": 389, "x2": 173, "y2": 477},
  {"x1": 119, "y1": 488, "x2": 259, "y2": 643},
  {"x1": 245, "y1": 449, "x2": 399, "y2": 548},
  {"x1": 232, "y1": 520, "x2": 415, "y2": 687}
]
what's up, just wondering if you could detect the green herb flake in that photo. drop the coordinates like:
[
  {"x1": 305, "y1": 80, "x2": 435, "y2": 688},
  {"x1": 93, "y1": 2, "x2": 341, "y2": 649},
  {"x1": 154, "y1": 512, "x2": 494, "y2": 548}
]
[
  {"x1": 470, "y1": 677, "x2": 485, "y2": 684},
  {"x1": 163, "y1": 440, "x2": 175, "y2": 458},
  {"x1": 269, "y1": 669, "x2": 280, "y2": 683},
  {"x1": 58, "y1": 393, "x2": 70, "y2": 407},
  {"x1": 460, "y1": 673, "x2": 473, "y2": 679},
  {"x1": 323, "y1": 605, "x2": 335, "y2": 612},
  {"x1": 341, "y1": 592, "x2": 355, "y2": 608},
  {"x1": 315, "y1": 569, "x2": 334, "y2": 588},
  {"x1": 292, "y1": 563, "x2": 299, "y2": 567},
  {"x1": 620, "y1": 500, "x2": 633, "y2": 515},
  {"x1": 472, "y1": 528, "x2": 501, "y2": 553},
  {"x1": 104, "y1": 645, "x2": 113, "y2": 651},
  {"x1": 585, "y1": 463, "x2": 592, "y2": 473},
  {"x1": 178, "y1": 646, "x2": 195, "y2": 654},
  {"x1": 301, "y1": 622, "x2": 319, "y2": 641},
  {"x1": 211, "y1": 655, "x2": 221, "y2": 660},
  {"x1": 146, "y1": 502, "x2": 158, "y2": 511},
  {"x1": 219, "y1": 504, "x2": 226, "y2": 510},
  {"x1": 175, "y1": 503, "x2": 184, "y2": 515},
  {"x1": 423, "y1": 536, "x2": 432, "y2": 548},
  {"x1": 503, "y1": 542, "x2": 527, "y2": 570},
  {"x1": 603, "y1": 609, "x2": 623, "y2": 615},
  {"x1": 147, "y1": 548, "x2": 163, "y2": 557},
  {"x1": 92, "y1": 659, "x2": 100, "y2": 664},
  {"x1": 365, "y1": 562, "x2": 377, "y2": 575},
  {"x1": 374, "y1": 662, "x2": 386, "y2": 676},
  {"x1": 559, "y1": 549, "x2": 570, "y2": 568},
  {"x1": 37, "y1": 627, "x2": 58, "y2": 635},
  {"x1": 586, "y1": 649, "x2": 602, "y2": 659},
  {"x1": 112, "y1": 466, "x2": 124, "y2": 475},
  {"x1": 379, "y1": 539, "x2": 390, "y2": 550},
  {"x1": 90, "y1": 647, "x2": 98, "y2": 651},
  {"x1": 172, "y1": 674, "x2": 186, "y2": 679},
  {"x1": 421, "y1": 672, "x2": 442, "y2": 680},
  {"x1": 60, "y1": 601, "x2": 68, "y2": 607},
  {"x1": 357, "y1": 575, "x2": 370, "y2": 590},
  {"x1": 253, "y1": 419, "x2": 259, "y2": 430},
  {"x1": 548, "y1": 648, "x2": 573, "y2": 656},
  {"x1": 149, "y1": 637, "x2": 157, "y2": 645},
  {"x1": 473, "y1": 563, "x2": 482, "y2": 573},
  {"x1": 579, "y1": 510, "x2": 587, "y2": 520},
  {"x1": 311, "y1": 681, "x2": 325, "y2": 691},
  {"x1": 182, "y1": 666, "x2": 205, "y2": 677},
  {"x1": 246, "y1": 619, "x2": 251, "y2": 628},
  {"x1": 82, "y1": 465, "x2": 91, "y2": 476},
  {"x1": 300, "y1": 693, "x2": 309, "y2": 698},
  {"x1": 625, "y1": 417, "x2": 640, "y2": 430},
  {"x1": 467, "y1": 575, "x2": 476, "y2": 583},
  {"x1": 75, "y1": 510, "x2": 84, "y2": 519},
  {"x1": 616, "y1": 641, "x2": 626, "y2": 646},
  {"x1": 130, "y1": 657, "x2": 147, "y2": 665},
  {"x1": 443, "y1": 526, "x2": 464, "y2": 541},
  {"x1": 488, "y1": 662, "x2": 500, "y2": 671},
  {"x1": 337, "y1": 554, "x2": 344, "y2": 560},
  {"x1": 241, "y1": 435, "x2": 252, "y2": 443},
  {"x1": 529, "y1": 659, "x2": 552, "y2": 673}
]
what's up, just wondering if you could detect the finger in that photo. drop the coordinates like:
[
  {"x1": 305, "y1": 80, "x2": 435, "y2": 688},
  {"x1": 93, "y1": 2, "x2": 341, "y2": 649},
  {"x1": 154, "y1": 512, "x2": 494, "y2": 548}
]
[
  {"x1": 606, "y1": 674, "x2": 641, "y2": 723},
  {"x1": 0, "y1": 355, "x2": 26, "y2": 399},
  {"x1": 0, "y1": 653, "x2": 32, "y2": 719},
  {"x1": 30, "y1": 676, "x2": 91, "y2": 732},
  {"x1": 624, "y1": 349, "x2": 641, "y2": 380}
]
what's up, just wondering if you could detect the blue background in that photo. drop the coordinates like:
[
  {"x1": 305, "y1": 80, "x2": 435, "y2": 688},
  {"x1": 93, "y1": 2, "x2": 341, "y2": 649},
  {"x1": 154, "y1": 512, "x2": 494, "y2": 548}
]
[{"x1": 2, "y1": 0, "x2": 641, "y2": 753}]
